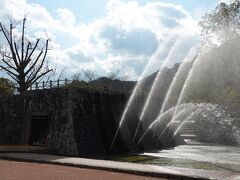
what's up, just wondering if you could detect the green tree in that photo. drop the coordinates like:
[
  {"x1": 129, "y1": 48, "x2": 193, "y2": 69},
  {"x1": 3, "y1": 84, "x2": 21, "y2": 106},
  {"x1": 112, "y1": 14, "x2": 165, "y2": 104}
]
[
  {"x1": 199, "y1": 0, "x2": 240, "y2": 39},
  {"x1": 0, "y1": 78, "x2": 14, "y2": 95}
]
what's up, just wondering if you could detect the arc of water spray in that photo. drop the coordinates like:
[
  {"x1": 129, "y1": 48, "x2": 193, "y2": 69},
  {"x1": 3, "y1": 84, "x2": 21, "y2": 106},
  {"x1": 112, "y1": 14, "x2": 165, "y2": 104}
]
[
  {"x1": 169, "y1": 57, "x2": 199, "y2": 127},
  {"x1": 171, "y1": 109, "x2": 202, "y2": 140},
  {"x1": 160, "y1": 48, "x2": 198, "y2": 115},
  {"x1": 110, "y1": 78, "x2": 142, "y2": 149},
  {"x1": 133, "y1": 39, "x2": 181, "y2": 141},
  {"x1": 136, "y1": 104, "x2": 190, "y2": 146},
  {"x1": 151, "y1": 48, "x2": 197, "y2": 138},
  {"x1": 110, "y1": 37, "x2": 176, "y2": 150},
  {"x1": 155, "y1": 53, "x2": 201, "y2": 143},
  {"x1": 155, "y1": 105, "x2": 197, "y2": 143}
]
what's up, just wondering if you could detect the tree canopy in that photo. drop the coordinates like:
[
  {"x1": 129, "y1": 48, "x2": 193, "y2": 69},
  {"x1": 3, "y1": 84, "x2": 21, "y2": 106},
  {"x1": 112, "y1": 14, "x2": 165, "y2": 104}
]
[
  {"x1": 0, "y1": 78, "x2": 14, "y2": 96},
  {"x1": 199, "y1": 0, "x2": 240, "y2": 39}
]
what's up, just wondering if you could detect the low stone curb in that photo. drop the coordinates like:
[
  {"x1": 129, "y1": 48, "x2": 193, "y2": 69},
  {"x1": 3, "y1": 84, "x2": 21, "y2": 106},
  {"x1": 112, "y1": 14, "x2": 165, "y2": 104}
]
[{"x1": 0, "y1": 153, "x2": 239, "y2": 180}]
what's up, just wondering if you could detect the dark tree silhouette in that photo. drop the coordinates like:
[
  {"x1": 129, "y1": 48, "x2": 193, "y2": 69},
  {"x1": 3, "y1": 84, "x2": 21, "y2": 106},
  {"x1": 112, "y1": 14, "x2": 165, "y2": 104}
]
[
  {"x1": 107, "y1": 69, "x2": 120, "y2": 80},
  {"x1": 0, "y1": 18, "x2": 52, "y2": 96},
  {"x1": 83, "y1": 69, "x2": 97, "y2": 84}
]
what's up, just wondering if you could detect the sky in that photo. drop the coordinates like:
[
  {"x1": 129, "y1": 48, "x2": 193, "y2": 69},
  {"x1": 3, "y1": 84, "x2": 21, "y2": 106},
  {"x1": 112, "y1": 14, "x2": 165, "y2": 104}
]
[{"x1": 0, "y1": 0, "x2": 223, "y2": 80}]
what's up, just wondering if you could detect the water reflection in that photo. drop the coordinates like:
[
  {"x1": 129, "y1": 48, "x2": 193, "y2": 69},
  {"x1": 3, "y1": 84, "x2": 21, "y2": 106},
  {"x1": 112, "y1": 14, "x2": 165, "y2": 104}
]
[{"x1": 141, "y1": 145, "x2": 240, "y2": 173}]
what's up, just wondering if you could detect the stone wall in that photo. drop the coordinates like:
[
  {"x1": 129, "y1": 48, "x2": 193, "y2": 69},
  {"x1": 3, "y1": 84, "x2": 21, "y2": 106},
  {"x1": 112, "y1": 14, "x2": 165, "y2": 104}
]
[
  {"x1": 0, "y1": 87, "x2": 179, "y2": 156},
  {"x1": 0, "y1": 87, "x2": 129, "y2": 156},
  {"x1": 0, "y1": 96, "x2": 27, "y2": 144}
]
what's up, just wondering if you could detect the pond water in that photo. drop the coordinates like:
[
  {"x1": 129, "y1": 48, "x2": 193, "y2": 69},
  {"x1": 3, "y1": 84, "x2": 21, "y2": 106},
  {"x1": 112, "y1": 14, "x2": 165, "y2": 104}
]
[{"x1": 140, "y1": 145, "x2": 240, "y2": 173}]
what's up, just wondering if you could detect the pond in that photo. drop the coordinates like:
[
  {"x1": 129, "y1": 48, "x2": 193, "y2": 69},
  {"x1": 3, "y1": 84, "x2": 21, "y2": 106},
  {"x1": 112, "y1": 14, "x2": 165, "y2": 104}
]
[{"x1": 108, "y1": 145, "x2": 240, "y2": 173}]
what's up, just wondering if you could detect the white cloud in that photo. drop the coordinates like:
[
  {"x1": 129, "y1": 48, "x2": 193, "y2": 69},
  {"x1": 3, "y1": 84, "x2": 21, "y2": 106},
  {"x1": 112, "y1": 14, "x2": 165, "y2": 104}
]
[
  {"x1": 55, "y1": 8, "x2": 75, "y2": 25},
  {"x1": 219, "y1": 0, "x2": 231, "y2": 3},
  {"x1": 0, "y1": 0, "x2": 200, "y2": 80}
]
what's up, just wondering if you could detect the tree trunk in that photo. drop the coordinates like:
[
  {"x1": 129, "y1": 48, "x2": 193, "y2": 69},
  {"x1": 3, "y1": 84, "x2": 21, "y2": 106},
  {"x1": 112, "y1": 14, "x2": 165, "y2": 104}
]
[{"x1": 18, "y1": 90, "x2": 30, "y2": 145}]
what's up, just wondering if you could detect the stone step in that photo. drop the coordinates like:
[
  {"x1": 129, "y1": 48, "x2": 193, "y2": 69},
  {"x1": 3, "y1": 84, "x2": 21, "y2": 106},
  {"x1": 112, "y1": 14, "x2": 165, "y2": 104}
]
[
  {"x1": 180, "y1": 130, "x2": 195, "y2": 134},
  {"x1": 171, "y1": 122, "x2": 195, "y2": 128},
  {"x1": 184, "y1": 139, "x2": 203, "y2": 145},
  {"x1": 182, "y1": 126, "x2": 195, "y2": 129},
  {"x1": 179, "y1": 127, "x2": 195, "y2": 130},
  {"x1": 181, "y1": 127, "x2": 195, "y2": 130},
  {"x1": 181, "y1": 134, "x2": 196, "y2": 139},
  {"x1": 175, "y1": 128, "x2": 194, "y2": 131}
]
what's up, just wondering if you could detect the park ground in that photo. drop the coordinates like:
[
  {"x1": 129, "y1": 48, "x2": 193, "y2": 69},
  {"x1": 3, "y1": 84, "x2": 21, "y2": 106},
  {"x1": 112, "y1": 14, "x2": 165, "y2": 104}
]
[{"x1": 0, "y1": 160, "x2": 165, "y2": 180}]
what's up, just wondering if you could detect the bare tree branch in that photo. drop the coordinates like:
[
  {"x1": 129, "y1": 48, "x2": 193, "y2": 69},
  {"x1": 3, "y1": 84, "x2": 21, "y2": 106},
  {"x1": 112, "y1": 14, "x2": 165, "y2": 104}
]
[
  {"x1": 30, "y1": 69, "x2": 53, "y2": 86},
  {"x1": 24, "y1": 41, "x2": 31, "y2": 62},
  {"x1": 2, "y1": 56, "x2": 17, "y2": 71},
  {"x1": 27, "y1": 40, "x2": 49, "y2": 83},
  {"x1": 0, "y1": 23, "x2": 11, "y2": 45},
  {"x1": 7, "y1": 72, "x2": 19, "y2": 84},
  {"x1": 25, "y1": 50, "x2": 43, "y2": 75},
  {"x1": 14, "y1": 41, "x2": 21, "y2": 63},
  {"x1": 83, "y1": 69, "x2": 97, "y2": 84},
  {"x1": 21, "y1": 18, "x2": 26, "y2": 63},
  {"x1": 0, "y1": 18, "x2": 53, "y2": 96},
  {"x1": 0, "y1": 65, "x2": 18, "y2": 77},
  {"x1": 25, "y1": 39, "x2": 40, "y2": 65}
]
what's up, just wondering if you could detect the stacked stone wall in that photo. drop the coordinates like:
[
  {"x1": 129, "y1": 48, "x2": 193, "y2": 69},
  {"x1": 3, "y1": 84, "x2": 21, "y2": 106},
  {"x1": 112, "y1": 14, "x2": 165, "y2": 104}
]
[{"x1": 0, "y1": 88, "x2": 128, "y2": 156}]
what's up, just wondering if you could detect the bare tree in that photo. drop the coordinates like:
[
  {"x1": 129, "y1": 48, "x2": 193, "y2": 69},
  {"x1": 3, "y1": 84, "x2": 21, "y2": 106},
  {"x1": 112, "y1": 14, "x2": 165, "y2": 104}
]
[
  {"x1": 107, "y1": 69, "x2": 120, "y2": 80},
  {"x1": 0, "y1": 18, "x2": 53, "y2": 97},
  {"x1": 83, "y1": 70, "x2": 97, "y2": 84},
  {"x1": 107, "y1": 69, "x2": 129, "y2": 81},
  {"x1": 72, "y1": 72, "x2": 83, "y2": 81}
]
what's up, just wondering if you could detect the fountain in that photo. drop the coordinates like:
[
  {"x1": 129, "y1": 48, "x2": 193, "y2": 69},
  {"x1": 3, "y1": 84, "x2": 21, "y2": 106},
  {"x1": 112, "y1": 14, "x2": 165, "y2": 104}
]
[
  {"x1": 107, "y1": 2, "x2": 240, "y2": 177},
  {"x1": 111, "y1": 1, "x2": 240, "y2": 151},
  {"x1": 111, "y1": 36, "x2": 179, "y2": 149}
]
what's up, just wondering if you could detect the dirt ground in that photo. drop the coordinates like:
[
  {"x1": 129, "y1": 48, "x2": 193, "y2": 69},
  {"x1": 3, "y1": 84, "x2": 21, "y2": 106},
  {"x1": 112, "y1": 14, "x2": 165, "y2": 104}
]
[{"x1": 0, "y1": 160, "x2": 166, "y2": 180}]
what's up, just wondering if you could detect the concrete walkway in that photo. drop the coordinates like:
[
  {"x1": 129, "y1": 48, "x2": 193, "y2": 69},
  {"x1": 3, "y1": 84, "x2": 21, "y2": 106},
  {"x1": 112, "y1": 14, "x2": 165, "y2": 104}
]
[{"x1": 0, "y1": 153, "x2": 239, "y2": 179}]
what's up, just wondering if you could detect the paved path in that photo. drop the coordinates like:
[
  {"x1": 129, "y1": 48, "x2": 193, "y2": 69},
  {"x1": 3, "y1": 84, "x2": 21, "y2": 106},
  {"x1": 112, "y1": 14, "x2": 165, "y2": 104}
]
[
  {"x1": 0, "y1": 160, "x2": 163, "y2": 180},
  {"x1": 0, "y1": 153, "x2": 239, "y2": 180}
]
